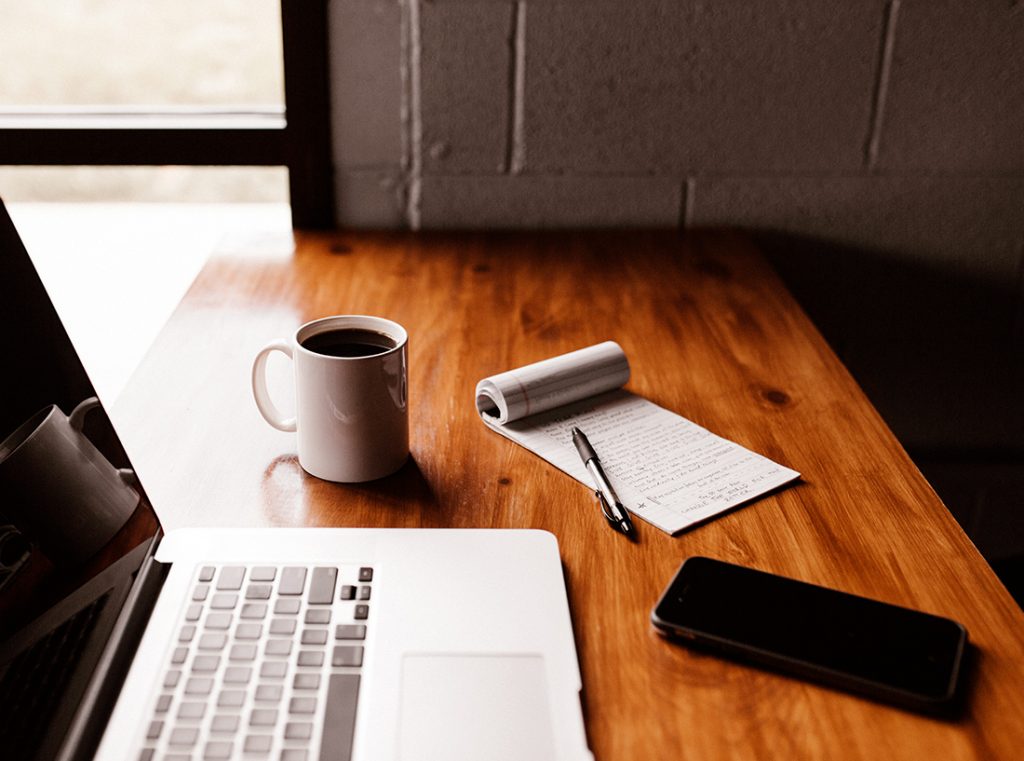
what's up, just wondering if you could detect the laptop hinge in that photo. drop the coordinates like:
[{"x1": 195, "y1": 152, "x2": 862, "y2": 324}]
[{"x1": 56, "y1": 533, "x2": 170, "y2": 761}]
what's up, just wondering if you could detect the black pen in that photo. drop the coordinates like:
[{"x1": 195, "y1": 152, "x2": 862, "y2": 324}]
[{"x1": 571, "y1": 427, "x2": 635, "y2": 538}]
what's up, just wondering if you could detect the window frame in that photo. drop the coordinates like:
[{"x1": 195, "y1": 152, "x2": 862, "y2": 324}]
[{"x1": 0, "y1": 0, "x2": 333, "y2": 228}]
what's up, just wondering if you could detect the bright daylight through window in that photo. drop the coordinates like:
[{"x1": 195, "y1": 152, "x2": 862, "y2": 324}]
[{"x1": 0, "y1": 0, "x2": 288, "y2": 202}]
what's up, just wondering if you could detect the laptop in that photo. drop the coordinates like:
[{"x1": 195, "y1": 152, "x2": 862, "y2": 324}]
[{"x1": 0, "y1": 201, "x2": 593, "y2": 761}]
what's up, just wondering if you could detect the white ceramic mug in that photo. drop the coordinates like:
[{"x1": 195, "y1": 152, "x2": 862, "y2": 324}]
[
  {"x1": 251, "y1": 315, "x2": 409, "y2": 483},
  {"x1": 0, "y1": 397, "x2": 140, "y2": 565}
]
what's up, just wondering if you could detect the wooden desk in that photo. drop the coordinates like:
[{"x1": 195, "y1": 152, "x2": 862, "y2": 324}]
[{"x1": 114, "y1": 230, "x2": 1024, "y2": 760}]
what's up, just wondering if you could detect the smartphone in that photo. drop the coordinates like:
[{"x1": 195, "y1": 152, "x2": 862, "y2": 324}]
[{"x1": 651, "y1": 557, "x2": 968, "y2": 713}]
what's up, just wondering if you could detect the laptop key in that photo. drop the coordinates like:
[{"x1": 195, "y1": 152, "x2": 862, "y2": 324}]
[
  {"x1": 218, "y1": 690, "x2": 246, "y2": 708},
  {"x1": 275, "y1": 598, "x2": 301, "y2": 615},
  {"x1": 138, "y1": 749, "x2": 155, "y2": 761},
  {"x1": 353, "y1": 605, "x2": 369, "y2": 620},
  {"x1": 320, "y1": 674, "x2": 360, "y2": 761},
  {"x1": 244, "y1": 734, "x2": 273, "y2": 753},
  {"x1": 358, "y1": 586, "x2": 371, "y2": 601},
  {"x1": 169, "y1": 727, "x2": 199, "y2": 746},
  {"x1": 210, "y1": 714, "x2": 240, "y2": 733},
  {"x1": 331, "y1": 646, "x2": 363, "y2": 667},
  {"x1": 270, "y1": 618, "x2": 297, "y2": 635},
  {"x1": 289, "y1": 697, "x2": 317, "y2": 715},
  {"x1": 192, "y1": 655, "x2": 220, "y2": 672},
  {"x1": 279, "y1": 567, "x2": 307, "y2": 595},
  {"x1": 358, "y1": 567, "x2": 373, "y2": 582},
  {"x1": 192, "y1": 585, "x2": 210, "y2": 602},
  {"x1": 216, "y1": 566, "x2": 245, "y2": 590},
  {"x1": 164, "y1": 670, "x2": 181, "y2": 688},
  {"x1": 224, "y1": 666, "x2": 253, "y2": 684},
  {"x1": 251, "y1": 566, "x2": 277, "y2": 582},
  {"x1": 308, "y1": 567, "x2": 337, "y2": 604},
  {"x1": 185, "y1": 677, "x2": 214, "y2": 695},
  {"x1": 298, "y1": 651, "x2": 325, "y2": 667},
  {"x1": 179, "y1": 625, "x2": 196, "y2": 643},
  {"x1": 335, "y1": 625, "x2": 366, "y2": 641},
  {"x1": 305, "y1": 609, "x2": 331, "y2": 625},
  {"x1": 255, "y1": 684, "x2": 283, "y2": 702},
  {"x1": 146, "y1": 720, "x2": 164, "y2": 740},
  {"x1": 265, "y1": 640, "x2": 292, "y2": 657},
  {"x1": 198, "y1": 633, "x2": 228, "y2": 651},
  {"x1": 282, "y1": 751, "x2": 308, "y2": 761},
  {"x1": 249, "y1": 708, "x2": 278, "y2": 726},
  {"x1": 205, "y1": 613, "x2": 232, "y2": 629},
  {"x1": 246, "y1": 584, "x2": 273, "y2": 600},
  {"x1": 185, "y1": 603, "x2": 203, "y2": 621},
  {"x1": 210, "y1": 593, "x2": 238, "y2": 610},
  {"x1": 236, "y1": 622, "x2": 263, "y2": 640},
  {"x1": 177, "y1": 701, "x2": 206, "y2": 720},
  {"x1": 301, "y1": 629, "x2": 328, "y2": 645},
  {"x1": 293, "y1": 673, "x2": 320, "y2": 690},
  {"x1": 198, "y1": 566, "x2": 215, "y2": 582},
  {"x1": 260, "y1": 661, "x2": 287, "y2": 679},
  {"x1": 155, "y1": 694, "x2": 173, "y2": 713},
  {"x1": 171, "y1": 646, "x2": 189, "y2": 664},
  {"x1": 285, "y1": 722, "x2": 313, "y2": 740},
  {"x1": 204, "y1": 740, "x2": 233, "y2": 760},
  {"x1": 230, "y1": 643, "x2": 259, "y2": 661},
  {"x1": 339, "y1": 585, "x2": 355, "y2": 601},
  {"x1": 241, "y1": 602, "x2": 268, "y2": 619}
]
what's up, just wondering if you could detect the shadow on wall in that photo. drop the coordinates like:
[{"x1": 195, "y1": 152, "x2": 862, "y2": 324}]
[{"x1": 753, "y1": 231, "x2": 1024, "y2": 606}]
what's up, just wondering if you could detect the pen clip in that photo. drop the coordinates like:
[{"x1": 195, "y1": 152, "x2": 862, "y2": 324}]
[{"x1": 594, "y1": 490, "x2": 618, "y2": 526}]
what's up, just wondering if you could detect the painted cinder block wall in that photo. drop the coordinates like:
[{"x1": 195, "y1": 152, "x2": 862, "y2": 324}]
[{"x1": 328, "y1": 1, "x2": 1024, "y2": 573}]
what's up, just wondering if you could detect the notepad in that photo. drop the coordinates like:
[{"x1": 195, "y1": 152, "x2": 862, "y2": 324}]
[{"x1": 475, "y1": 342, "x2": 800, "y2": 535}]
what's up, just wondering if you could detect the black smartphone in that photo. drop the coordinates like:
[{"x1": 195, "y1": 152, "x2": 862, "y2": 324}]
[{"x1": 651, "y1": 557, "x2": 968, "y2": 713}]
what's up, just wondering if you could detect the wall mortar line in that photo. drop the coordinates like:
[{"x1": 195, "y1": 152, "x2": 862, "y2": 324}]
[
  {"x1": 1013, "y1": 240, "x2": 1024, "y2": 343},
  {"x1": 864, "y1": 0, "x2": 900, "y2": 171},
  {"x1": 507, "y1": 1, "x2": 527, "y2": 175},
  {"x1": 681, "y1": 178, "x2": 696, "y2": 229},
  {"x1": 405, "y1": 0, "x2": 423, "y2": 229}
]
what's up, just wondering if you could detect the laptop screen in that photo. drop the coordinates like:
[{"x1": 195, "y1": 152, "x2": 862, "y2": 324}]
[{"x1": 0, "y1": 202, "x2": 161, "y2": 754}]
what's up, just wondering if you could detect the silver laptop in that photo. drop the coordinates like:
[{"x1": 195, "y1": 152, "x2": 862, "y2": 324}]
[{"x1": 0, "y1": 201, "x2": 593, "y2": 761}]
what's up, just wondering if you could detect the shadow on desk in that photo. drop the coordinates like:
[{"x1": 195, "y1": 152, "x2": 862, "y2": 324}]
[
  {"x1": 344, "y1": 456, "x2": 439, "y2": 514},
  {"x1": 753, "y1": 231, "x2": 1024, "y2": 608},
  {"x1": 259, "y1": 454, "x2": 438, "y2": 527}
]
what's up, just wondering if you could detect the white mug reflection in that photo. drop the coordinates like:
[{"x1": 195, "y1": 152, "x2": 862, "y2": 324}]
[{"x1": 0, "y1": 397, "x2": 139, "y2": 566}]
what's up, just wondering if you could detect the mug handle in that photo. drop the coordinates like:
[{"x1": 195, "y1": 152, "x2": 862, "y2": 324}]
[
  {"x1": 68, "y1": 397, "x2": 101, "y2": 431},
  {"x1": 251, "y1": 340, "x2": 297, "y2": 432}
]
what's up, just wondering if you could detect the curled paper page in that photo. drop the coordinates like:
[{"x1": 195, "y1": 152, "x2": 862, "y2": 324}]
[{"x1": 475, "y1": 341, "x2": 630, "y2": 425}]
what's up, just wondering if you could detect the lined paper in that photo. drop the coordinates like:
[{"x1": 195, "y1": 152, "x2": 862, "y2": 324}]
[{"x1": 476, "y1": 344, "x2": 800, "y2": 534}]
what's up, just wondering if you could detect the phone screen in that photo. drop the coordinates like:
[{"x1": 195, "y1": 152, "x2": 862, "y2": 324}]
[{"x1": 652, "y1": 557, "x2": 967, "y2": 705}]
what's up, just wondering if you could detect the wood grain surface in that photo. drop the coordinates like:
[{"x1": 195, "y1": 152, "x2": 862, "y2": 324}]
[{"x1": 113, "y1": 229, "x2": 1024, "y2": 760}]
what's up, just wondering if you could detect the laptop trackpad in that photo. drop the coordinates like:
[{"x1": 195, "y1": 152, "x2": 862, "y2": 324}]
[{"x1": 399, "y1": 654, "x2": 557, "y2": 761}]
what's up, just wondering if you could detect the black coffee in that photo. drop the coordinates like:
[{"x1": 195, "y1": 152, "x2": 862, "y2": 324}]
[{"x1": 301, "y1": 328, "x2": 397, "y2": 358}]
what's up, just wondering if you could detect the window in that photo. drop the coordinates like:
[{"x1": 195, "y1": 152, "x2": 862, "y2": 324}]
[{"x1": 0, "y1": 0, "x2": 332, "y2": 227}]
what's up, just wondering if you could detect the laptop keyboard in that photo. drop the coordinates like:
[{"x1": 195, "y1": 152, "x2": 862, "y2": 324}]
[
  {"x1": 0, "y1": 593, "x2": 109, "y2": 759},
  {"x1": 138, "y1": 564, "x2": 372, "y2": 761}
]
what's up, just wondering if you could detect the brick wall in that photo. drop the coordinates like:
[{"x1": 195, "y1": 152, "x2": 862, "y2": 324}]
[{"x1": 327, "y1": 0, "x2": 1024, "y2": 577}]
